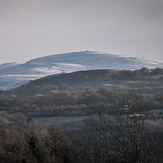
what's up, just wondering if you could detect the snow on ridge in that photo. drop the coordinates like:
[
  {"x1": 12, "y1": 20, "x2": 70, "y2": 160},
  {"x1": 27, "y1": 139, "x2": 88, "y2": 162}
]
[
  {"x1": 140, "y1": 58, "x2": 162, "y2": 65},
  {"x1": 31, "y1": 63, "x2": 87, "y2": 74},
  {"x1": 54, "y1": 63, "x2": 86, "y2": 68},
  {"x1": 31, "y1": 67, "x2": 61, "y2": 74},
  {"x1": 24, "y1": 51, "x2": 163, "y2": 67},
  {"x1": 0, "y1": 62, "x2": 17, "y2": 69},
  {"x1": 1, "y1": 74, "x2": 44, "y2": 78},
  {"x1": 0, "y1": 51, "x2": 163, "y2": 90}
]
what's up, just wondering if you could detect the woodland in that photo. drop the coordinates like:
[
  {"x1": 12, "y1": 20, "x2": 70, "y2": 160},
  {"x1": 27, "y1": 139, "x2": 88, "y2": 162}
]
[{"x1": 0, "y1": 68, "x2": 163, "y2": 162}]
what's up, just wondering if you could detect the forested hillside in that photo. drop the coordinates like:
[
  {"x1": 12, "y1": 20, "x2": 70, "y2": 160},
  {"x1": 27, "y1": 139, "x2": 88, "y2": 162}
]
[{"x1": 1, "y1": 67, "x2": 163, "y2": 97}]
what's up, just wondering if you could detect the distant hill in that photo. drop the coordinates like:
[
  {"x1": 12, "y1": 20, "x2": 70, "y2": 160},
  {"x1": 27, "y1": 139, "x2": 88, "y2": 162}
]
[
  {"x1": 2, "y1": 68, "x2": 163, "y2": 97},
  {"x1": 0, "y1": 51, "x2": 163, "y2": 90}
]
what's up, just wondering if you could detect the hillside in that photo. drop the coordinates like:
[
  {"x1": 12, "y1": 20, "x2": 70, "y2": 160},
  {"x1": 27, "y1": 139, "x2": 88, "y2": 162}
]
[
  {"x1": 2, "y1": 68, "x2": 163, "y2": 97},
  {"x1": 0, "y1": 51, "x2": 163, "y2": 90}
]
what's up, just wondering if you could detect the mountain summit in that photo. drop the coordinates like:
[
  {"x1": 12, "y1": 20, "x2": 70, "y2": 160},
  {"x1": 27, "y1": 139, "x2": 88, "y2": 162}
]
[{"x1": 0, "y1": 51, "x2": 163, "y2": 90}]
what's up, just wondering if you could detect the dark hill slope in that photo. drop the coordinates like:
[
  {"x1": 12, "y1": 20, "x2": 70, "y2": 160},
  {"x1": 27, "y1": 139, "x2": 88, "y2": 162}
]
[{"x1": 2, "y1": 68, "x2": 163, "y2": 97}]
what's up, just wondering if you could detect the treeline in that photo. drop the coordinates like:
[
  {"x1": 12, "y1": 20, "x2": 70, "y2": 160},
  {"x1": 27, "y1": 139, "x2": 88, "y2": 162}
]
[
  {"x1": 0, "y1": 88, "x2": 163, "y2": 117},
  {"x1": 0, "y1": 88, "x2": 163, "y2": 128}
]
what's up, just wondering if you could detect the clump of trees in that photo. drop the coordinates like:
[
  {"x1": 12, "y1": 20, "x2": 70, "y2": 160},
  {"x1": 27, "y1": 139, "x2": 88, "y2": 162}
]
[
  {"x1": 72, "y1": 95, "x2": 163, "y2": 163},
  {"x1": 0, "y1": 123, "x2": 72, "y2": 163}
]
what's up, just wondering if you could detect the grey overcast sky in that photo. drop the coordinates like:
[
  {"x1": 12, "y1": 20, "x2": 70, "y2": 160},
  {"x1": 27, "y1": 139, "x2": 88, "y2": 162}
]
[{"x1": 0, "y1": 0, "x2": 163, "y2": 64}]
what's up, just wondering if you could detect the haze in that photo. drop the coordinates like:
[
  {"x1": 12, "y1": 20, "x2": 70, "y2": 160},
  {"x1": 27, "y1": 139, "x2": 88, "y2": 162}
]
[{"x1": 0, "y1": 0, "x2": 163, "y2": 64}]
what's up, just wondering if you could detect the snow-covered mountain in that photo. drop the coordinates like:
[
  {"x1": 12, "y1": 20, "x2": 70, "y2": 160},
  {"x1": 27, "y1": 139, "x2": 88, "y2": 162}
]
[{"x1": 0, "y1": 51, "x2": 163, "y2": 90}]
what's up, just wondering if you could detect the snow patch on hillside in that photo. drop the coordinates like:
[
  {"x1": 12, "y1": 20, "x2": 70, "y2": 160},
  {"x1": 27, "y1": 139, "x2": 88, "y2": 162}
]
[{"x1": 0, "y1": 51, "x2": 163, "y2": 90}]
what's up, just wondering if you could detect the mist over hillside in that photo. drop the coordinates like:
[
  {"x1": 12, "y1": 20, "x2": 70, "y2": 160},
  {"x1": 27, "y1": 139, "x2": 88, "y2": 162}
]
[{"x1": 0, "y1": 51, "x2": 163, "y2": 90}]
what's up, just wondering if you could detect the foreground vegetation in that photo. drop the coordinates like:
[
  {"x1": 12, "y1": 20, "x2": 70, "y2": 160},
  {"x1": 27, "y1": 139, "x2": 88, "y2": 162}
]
[
  {"x1": 0, "y1": 90, "x2": 163, "y2": 162},
  {"x1": 0, "y1": 112, "x2": 162, "y2": 163}
]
